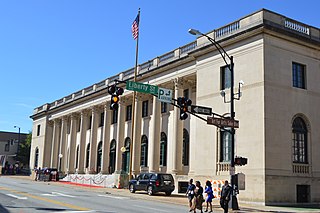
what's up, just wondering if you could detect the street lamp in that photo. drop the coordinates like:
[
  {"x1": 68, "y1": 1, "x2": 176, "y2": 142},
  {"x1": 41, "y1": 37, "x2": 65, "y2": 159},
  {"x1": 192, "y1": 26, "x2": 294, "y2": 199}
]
[
  {"x1": 189, "y1": 28, "x2": 239, "y2": 210},
  {"x1": 14, "y1": 126, "x2": 21, "y2": 161}
]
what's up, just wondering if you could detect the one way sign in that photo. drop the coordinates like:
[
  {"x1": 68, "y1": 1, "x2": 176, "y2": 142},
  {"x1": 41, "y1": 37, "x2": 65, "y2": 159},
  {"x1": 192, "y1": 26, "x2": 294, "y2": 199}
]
[{"x1": 191, "y1": 105, "x2": 212, "y2": 115}]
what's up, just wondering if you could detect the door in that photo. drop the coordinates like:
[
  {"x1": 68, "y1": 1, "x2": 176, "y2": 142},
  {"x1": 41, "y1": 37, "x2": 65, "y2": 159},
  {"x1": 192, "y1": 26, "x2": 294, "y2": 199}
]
[{"x1": 297, "y1": 185, "x2": 310, "y2": 203}]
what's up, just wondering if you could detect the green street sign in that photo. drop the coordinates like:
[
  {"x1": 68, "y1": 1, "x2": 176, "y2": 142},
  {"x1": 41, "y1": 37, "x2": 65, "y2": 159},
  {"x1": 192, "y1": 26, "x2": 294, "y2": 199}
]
[{"x1": 126, "y1": 81, "x2": 158, "y2": 95}]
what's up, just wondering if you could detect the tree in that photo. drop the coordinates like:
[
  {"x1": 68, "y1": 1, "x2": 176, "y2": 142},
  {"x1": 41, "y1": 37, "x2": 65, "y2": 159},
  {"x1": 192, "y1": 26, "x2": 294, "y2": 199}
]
[{"x1": 17, "y1": 132, "x2": 32, "y2": 168}]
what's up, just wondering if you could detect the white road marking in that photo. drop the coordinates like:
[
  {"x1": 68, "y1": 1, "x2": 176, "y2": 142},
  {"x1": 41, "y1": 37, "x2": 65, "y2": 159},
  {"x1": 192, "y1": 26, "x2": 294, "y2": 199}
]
[
  {"x1": 52, "y1": 192, "x2": 76, "y2": 197},
  {"x1": 41, "y1": 192, "x2": 75, "y2": 197},
  {"x1": 133, "y1": 205, "x2": 170, "y2": 212},
  {"x1": 52, "y1": 211, "x2": 96, "y2": 213},
  {"x1": 6, "y1": 194, "x2": 28, "y2": 200},
  {"x1": 41, "y1": 193, "x2": 57, "y2": 196},
  {"x1": 98, "y1": 194, "x2": 128, "y2": 199}
]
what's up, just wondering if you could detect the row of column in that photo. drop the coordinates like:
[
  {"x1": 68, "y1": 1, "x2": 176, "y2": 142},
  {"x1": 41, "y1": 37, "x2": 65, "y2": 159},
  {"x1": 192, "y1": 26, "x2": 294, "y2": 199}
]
[{"x1": 48, "y1": 79, "x2": 189, "y2": 175}]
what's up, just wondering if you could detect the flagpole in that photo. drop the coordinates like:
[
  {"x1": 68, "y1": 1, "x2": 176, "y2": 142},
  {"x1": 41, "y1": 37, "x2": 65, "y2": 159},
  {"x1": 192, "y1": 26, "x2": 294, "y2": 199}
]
[{"x1": 129, "y1": 8, "x2": 140, "y2": 180}]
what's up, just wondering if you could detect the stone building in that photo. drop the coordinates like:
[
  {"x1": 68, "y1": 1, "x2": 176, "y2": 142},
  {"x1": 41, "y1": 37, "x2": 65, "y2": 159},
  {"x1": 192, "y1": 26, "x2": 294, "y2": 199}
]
[{"x1": 30, "y1": 9, "x2": 320, "y2": 204}]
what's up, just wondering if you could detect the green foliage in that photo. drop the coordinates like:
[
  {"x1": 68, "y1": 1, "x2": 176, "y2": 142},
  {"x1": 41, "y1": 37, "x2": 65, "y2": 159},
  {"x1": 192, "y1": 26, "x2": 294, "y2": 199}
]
[{"x1": 17, "y1": 132, "x2": 32, "y2": 167}]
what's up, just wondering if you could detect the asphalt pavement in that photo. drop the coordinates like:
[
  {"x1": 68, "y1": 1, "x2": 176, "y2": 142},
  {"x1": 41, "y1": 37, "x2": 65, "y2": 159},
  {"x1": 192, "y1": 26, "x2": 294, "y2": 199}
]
[{"x1": 5, "y1": 175, "x2": 320, "y2": 213}]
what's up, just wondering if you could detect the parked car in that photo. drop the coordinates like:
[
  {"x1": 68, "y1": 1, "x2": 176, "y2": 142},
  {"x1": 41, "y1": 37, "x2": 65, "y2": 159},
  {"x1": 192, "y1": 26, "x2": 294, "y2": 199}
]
[{"x1": 129, "y1": 173, "x2": 175, "y2": 196}]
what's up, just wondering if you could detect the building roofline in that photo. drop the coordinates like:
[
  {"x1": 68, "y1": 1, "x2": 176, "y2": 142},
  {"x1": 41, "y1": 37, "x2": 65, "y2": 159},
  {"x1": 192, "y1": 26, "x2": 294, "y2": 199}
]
[{"x1": 31, "y1": 9, "x2": 320, "y2": 118}]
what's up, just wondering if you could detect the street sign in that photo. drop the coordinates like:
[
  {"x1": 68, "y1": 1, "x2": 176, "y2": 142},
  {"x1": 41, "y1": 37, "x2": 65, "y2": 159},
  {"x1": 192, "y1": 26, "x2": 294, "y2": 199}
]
[
  {"x1": 191, "y1": 105, "x2": 212, "y2": 115},
  {"x1": 126, "y1": 81, "x2": 158, "y2": 95},
  {"x1": 157, "y1": 87, "x2": 172, "y2": 103},
  {"x1": 207, "y1": 116, "x2": 239, "y2": 128}
]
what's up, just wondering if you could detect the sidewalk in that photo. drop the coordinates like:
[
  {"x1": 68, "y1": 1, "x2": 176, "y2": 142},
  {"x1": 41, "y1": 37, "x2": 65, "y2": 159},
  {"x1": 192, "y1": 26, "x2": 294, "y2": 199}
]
[{"x1": 6, "y1": 175, "x2": 320, "y2": 213}]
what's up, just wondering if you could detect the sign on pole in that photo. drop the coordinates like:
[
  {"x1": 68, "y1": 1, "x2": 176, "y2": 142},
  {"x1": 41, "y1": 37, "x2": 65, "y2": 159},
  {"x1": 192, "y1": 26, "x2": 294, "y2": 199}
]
[
  {"x1": 126, "y1": 81, "x2": 158, "y2": 95},
  {"x1": 191, "y1": 105, "x2": 212, "y2": 115},
  {"x1": 207, "y1": 116, "x2": 239, "y2": 128},
  {"x1": 157, "y1": 87, "x2": 172, "y2": 103}
]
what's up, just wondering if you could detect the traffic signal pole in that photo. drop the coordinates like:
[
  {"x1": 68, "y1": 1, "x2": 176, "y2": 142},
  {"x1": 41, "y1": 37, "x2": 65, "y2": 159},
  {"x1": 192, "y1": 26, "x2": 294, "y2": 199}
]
[{"x1": 188, "y1": 29, "x2": 240, "y2": 210}]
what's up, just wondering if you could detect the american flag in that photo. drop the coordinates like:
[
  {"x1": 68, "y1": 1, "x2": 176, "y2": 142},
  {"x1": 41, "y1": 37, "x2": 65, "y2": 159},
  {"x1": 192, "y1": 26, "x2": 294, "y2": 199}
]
[{"x1": 131, "y1": 14, "x2": 140, "y2": 40}]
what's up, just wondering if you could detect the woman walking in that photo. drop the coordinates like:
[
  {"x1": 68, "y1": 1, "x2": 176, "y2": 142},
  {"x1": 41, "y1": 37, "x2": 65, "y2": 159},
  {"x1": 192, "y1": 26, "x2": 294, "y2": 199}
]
[
  {"x1": 204, "y1": 180, "x2": 214, "y2": 212},
  {"x1": 193, "y1": 181, "x2": 204, "y2": 213},
  {"x1": 186, "y1": 179, "x2": 196, "y2": 212}
]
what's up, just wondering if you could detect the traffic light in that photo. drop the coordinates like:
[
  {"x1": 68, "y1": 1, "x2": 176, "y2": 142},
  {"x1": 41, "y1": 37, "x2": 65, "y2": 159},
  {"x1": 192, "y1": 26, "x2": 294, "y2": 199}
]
[
  {"x1": 234, "y1": 156, "x2": 248, "y2": 166},
  {"x1": 176, "y1": 97, "x2": 192, "y2": 120},
  {"x1": 108, "y1": 85, "x2": 124, "y2": 110}
]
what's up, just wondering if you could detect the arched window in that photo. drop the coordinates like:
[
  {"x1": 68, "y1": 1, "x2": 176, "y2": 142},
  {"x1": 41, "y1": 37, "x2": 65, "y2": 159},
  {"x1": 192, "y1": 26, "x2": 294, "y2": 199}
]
[
  {"x1": 160, "y1": 132, "x2": 167, "y2": 166},
  {"x1": 182, "y1": 129, "x2": 189, "y2": 166},
  {"x1": 140, "y1": 135, "x2": 148, "y2": 167},
  {"x1": 96, "y1": 141, "x2": 102, "y2": 173},
  {"x1": 85, "y1": 143, "x2": 90, "y2": 168},
  {"x1": 122, "y1": 137, "x2": 131, "y2": 173},
  {"x1": 109, "y1": 140, "x2": 116, "y2": 174},
  {"x1": 34, "y1": 147, "x2": 39, "y2": 168},
  {"x1": 76, "y1": 145, "x2": 79, "y2": 169},
  {"x1": 292, "y1": 117, "x2": 308, "y2": 163}
]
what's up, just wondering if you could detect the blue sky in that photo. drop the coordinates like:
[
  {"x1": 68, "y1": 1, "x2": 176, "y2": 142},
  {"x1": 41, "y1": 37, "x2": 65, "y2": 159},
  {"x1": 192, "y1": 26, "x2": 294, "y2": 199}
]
[{"x1": 0, "y1": 1, "x2": 319, "y2": 134}]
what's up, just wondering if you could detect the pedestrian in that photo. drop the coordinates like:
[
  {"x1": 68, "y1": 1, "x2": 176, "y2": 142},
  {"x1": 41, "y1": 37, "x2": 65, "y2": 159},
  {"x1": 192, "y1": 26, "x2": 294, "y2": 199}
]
[
  {"x1": 193, "y1": 180, "x2": 204, "y2": 213},
  {"x1": 186, "y1": 178, "x2": 196, "y2": 212},
  {"x1": 204, "y1": 180, "x2": 214, "y2": 212},
  {"x1": 220, "y1": 180, "x2": 232, "y2": 213},
  {"x1": 34, "y1": 167, "x2": 38, "y2": 181}
]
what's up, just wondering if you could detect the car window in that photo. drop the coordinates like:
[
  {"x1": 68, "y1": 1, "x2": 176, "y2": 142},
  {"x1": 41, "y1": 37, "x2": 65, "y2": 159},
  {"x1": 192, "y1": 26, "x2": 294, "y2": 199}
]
[
  {"x1": 143, "y1": 174, "x2": 150, "y2": 180},
  {"x1": 161, "y1": 174, "x2": 173, "y2": 181},
  {"x1": 150, "y1": 174, "x2": 157, "y2": 180},
  {"x1": 137, "y1": 174, "x2": 144, "y2": 180}
]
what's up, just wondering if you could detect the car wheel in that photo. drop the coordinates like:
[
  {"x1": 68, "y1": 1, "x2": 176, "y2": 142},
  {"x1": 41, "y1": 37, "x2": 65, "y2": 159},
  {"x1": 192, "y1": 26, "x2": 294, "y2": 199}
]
[
  {"x1": 147, "y1": 186, "x2": 153, "y2": 196},
  {"x1": 129, "y1": 184, "x2": 135, "y2": 193},
  {"x1": 165, "y1": 191, "x2": 172, "y2": 196}
]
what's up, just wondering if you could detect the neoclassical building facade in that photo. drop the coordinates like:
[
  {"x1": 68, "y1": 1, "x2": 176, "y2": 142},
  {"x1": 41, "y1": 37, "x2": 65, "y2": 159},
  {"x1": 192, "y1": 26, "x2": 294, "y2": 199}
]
[{"x1": 30, "y1": 9, "x2": 320, "y2": 204}]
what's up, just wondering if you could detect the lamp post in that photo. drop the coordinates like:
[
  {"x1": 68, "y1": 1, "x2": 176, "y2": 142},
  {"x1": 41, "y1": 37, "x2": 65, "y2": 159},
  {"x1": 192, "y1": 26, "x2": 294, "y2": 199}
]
[
  {"x1": 189, "y1": 28, "x2": 239, "y2": 210},
  {"x1": 14, "y1": 126, "x2": 21, "y2": 161}
]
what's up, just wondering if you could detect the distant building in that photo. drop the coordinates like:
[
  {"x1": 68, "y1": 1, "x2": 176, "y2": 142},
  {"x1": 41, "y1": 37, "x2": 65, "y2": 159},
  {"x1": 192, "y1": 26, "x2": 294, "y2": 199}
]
[
  {"x1": 30, "y1": 9, "x2": 320, "y2": 204},
  {"x1": 0, "y1": 131, "x2": 28, "y2": 167}
]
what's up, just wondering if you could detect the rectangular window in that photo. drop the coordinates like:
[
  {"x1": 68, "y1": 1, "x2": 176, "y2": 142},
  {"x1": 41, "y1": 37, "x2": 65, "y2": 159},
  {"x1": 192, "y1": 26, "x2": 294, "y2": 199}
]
[
  {"x1": 183, "y1": 89, "x2": 189, "y2": 99},
  {"x1": 67, "y1": 121, "x2": 71, "y2": 134},
  {"x1": 142, "y1": 100, "x2": 148, "y2": 117},
  {"x1": 5, "y1": 141, "x2": 9, "y2": 152},
  {"x1": 77, "y1": 117, "x2": 81, "y2": 132},
  {"x1": 220, "y1": 129, "x2": 231, "y2": 162},
  {"x1": 88, "y1": 116, "x2": 92, "y2": 130},
  {"x1": 292, "y1": 62, "x2": 306, "y2": 89},
  {"x1": 112, "y1": 110, "x2": 118, "y2": 124},
  {"x1": 221, "y1": 66, "x2": 231, "y2": 90},
  {"x1": 37, "y1": 125, "x2": 41, "y2": 136},
  {"x1": 99, "y1": 112, "x2": 104, "y2": 127},
  {"x1": 126, "y1": 105, "x2": 132, "y2": 121},
  {"x1": 161, "y1": 102, "x2": 167, "y2": 113}
]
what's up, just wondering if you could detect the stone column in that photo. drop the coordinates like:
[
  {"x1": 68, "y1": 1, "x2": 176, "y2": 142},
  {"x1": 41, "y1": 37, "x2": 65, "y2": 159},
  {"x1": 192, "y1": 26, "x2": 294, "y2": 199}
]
[
  {"x1": 149, "y1": 96, "x2": 161, "y2": 172},
  {"x1": 170, "y1": 78, "x2": 183, "y2": 175},
  {"x1": 89, "y1": 107, "x2": 99, "y2": 173},
  {"x1": 78, "y1": 110, "x2": 88, "y2": 174},
  {"x1": 50, "y1": 119, "x2": 61, "y2": 168},
  {"x1": 68, "y1": 113, "x2": 78, "y2": 173},
  {"x1": 59, "y1": 116, "x2": 68, "y2": 173},
  {"x1": 132, "y1": 98, "x2": 142, "y2": 176},
  {"x1": 101, "y1": 104, "x2": 111, "y2": 174},
  {"x1": 115, "y1": 103, "x2": 125, "y2": 173}
]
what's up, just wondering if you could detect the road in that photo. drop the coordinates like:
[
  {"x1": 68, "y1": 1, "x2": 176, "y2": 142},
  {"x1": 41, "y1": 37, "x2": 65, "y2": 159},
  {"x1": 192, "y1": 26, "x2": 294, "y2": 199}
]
[{"x1": 0, "y1": 176, "x2": 191, "y2": 213}]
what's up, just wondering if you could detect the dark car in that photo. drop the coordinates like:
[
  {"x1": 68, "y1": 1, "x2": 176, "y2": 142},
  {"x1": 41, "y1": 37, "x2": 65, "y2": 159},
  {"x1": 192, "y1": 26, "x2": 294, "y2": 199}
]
[{"x1": 129, "y1": 173, "x2": 175, "y2": 196}]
